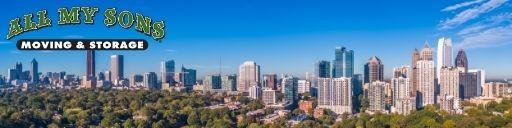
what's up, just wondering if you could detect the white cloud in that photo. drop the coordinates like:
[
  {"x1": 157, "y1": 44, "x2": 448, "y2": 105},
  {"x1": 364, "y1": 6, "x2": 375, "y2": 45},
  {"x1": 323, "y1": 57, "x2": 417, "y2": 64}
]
[
  {"x1": 455, "y1": 25, "x2": 512, "y2": 49},
  {"x1": 439, "y1": 0, "x2": 508, "y2": 29},
  {"x1": 442, "y1": 0, "x2": 487, "y2": 12},
  {"x1": 458, "y1": 12, "x2": 512, "y2": 35}
]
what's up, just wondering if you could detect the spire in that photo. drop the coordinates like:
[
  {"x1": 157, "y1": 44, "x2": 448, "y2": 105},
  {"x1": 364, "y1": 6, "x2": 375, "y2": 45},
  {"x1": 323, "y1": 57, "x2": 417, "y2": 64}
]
[{"x1": 423, "y1": 41, "x2": 430, "y2": 48}]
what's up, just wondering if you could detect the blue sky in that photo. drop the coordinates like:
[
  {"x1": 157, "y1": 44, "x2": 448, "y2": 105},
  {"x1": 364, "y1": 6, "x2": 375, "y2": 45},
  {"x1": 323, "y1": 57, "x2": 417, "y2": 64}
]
[{"x1": 1, "y1": 0, "x2": 511, "y2": 79}]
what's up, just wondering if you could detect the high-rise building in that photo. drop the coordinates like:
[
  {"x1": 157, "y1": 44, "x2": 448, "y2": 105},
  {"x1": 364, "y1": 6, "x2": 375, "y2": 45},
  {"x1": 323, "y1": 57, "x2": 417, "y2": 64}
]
[
  {"x1": 204, "y1": 75, "x2": 222, "y2": 92},
  {"x1": 181, "y1": 66, "x2": 197, "y2": 86},
  {"x1": 262, "y1": 88, "x2": 277, "y2": 105},
  {"x1": 298, "y1": 80, "x2": 311, "y2": 93},
  {"x1": 83, "y1": 50, "x2": 96, "y2": 88},
  {"x1": 86, "y1": 50, "x2": 95, "y2": 79},
  {"x1": 417, "y1": 43, "x2": 435, "y2": 107},
  {"x1": 238, "y1": 61, "x2": 260, "y2": 93},
  {"x1": 368, "y1": 81, "x2": 387, "y2": 113},
  {"x1": 143, "y1": 72, "x2": 158, "y2": 89},
  {"x1": 130, "y1": 74, "x2": 143, "y2": 87},
  {"x1": 97, "y1": 72, "x2": 105, "y2": 81},
  {"x1": 332, "y1": 46, "x2": 354, "y2": 78},
  {"x1": 282, "y1": 76, "x2": 298, "y2": 106},
  {"x1": 104, "y1": 71, "x2": 111, "y2": 82},
  {"x1": 437, "y1": 37, "x2": 453, "y2": 83},
  {"x1": 110, "y1": 55, "x2": 124, "y2": 84},
  {"x1": 468, "y1": 69, "x2": 485, "y2": 96},
  {"x1": 411, "y1": 49, "x2": 420, "y2": 97},
  {"x1": 455, "y1": 49, "x2": 468, "y2": 72},
  {"x1": 317, "y1": 77, "x2": 352, "y2": 115},
  {"x1": 439, "y1": 95, "x2": 462, "y2": 114},
  {"x1": 161, "y1": 60, "x2": 175, "y2": 84},
  {"x1": 263, "y1": 74, "x2": 277, "y2": 90},
  {"x1": 248, "y1": 85, "x2": 262, "y2": 100},
  {"x1": 460, "y1": 72, "x2": 478, "y2": 99},
  {"x1": 364, "y1": 56, "x2": 384, "y2": 83},
  {"x1": 391, "y1": 74, "x2": 411, "y2": 106},
  {"x1": 315, "y1": 61, "x2": 331, "y2": 78},
  {"x1": 222, "y1": 75, "x2": 237, "y2": 91},
  {"x1": 393, "y1": 66, "x2": 410, "y2": 78},
  {"x1": 30, "y1": 58, "x2": 38, "y2": 84},
  {"x1": 439, "y1": 67, "x2": 461, "y2": 99}
]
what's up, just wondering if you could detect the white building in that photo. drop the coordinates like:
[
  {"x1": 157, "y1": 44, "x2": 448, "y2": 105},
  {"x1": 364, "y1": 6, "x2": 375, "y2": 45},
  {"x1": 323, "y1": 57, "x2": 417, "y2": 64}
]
[
  {"x1": 417, "y1": 44, "x2": 435, "y2": 107},
  {"x1": 298, "y1": 80, "x2": 311, "y2": 94},
  {"x1": 262, "y1": 88, "x2": 277, "y2": 105},
  {"x1": 248, "y1": 85, "x2": 262, "y2": 100},
  {"x1": 317, "y1": 77, "x2": 352, "y2": 115},
  {"x1": 238, "y1": 61, "x2": 260, "y2": 93},
  {"x1": 368, "y1": 81, "x2": 387, "y2": 113},
  {"x1": 437, "y1": 37, "x2": 452, "y2": 83},
  {"x1": 440, "y1": 67, "x2": 461, "y2": 99}
]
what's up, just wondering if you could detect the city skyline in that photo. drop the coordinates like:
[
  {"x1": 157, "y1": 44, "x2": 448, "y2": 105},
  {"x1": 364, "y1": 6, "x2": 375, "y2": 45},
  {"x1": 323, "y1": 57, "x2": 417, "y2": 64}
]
[{"x1": 1, "y1": 0, "x2": 512, "y2": 79}]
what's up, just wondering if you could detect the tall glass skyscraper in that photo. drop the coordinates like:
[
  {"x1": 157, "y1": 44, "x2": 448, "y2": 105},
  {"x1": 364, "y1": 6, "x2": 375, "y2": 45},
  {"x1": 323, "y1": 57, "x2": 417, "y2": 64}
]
[
  {"x1": 315, "y1": 60, "x2": 331, "y2": 78},
  {"x1": 332, "y1": 46, "x2": 354, "y2": 78}
]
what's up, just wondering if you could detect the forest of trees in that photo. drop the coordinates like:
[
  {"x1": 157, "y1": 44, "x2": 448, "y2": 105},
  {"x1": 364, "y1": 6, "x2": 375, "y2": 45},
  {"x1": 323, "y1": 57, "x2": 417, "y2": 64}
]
[{"x1": 2, "y1": 89, "x2": 512, "y2": 128}]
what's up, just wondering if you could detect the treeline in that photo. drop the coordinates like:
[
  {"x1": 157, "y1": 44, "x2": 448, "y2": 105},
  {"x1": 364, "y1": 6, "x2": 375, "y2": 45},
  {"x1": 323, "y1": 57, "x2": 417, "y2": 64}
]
[{"x1": 1, "y1": 89, "x2": 512, "y2": 128}]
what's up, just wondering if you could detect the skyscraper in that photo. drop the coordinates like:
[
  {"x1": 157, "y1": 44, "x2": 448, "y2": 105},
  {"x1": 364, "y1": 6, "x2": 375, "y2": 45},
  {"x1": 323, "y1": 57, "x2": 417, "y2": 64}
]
[
  {"x1": 298, "y1": 80, "x2": 311, "y2": 93},
  {"x1": 30, "y1": 58, "x2": 38, "y2": 84},
  {"x1": 204, "y1": 74, "x2": 222, "y2": 92},
  {"x1": 317, "y1": 77, "x2": 352, "y2": 115},
  {"x1": 455, "y1": 49, "x2": 468, "y2": 72},
  {"x1": 468, "y1": 69, "x2": 485, "y2": 96},
  {"x1": 332, "y1": 46, "x2": 354, "y2": 78},
  {"x1": 238, "y1": 61, "x2": 260, "y2": 93},
  {"x1": 411, "y1": 49, "x2": 420, "y2": 97},
  {"x1": 86, "y1": 50, "x2": 95, "y2": 78},
  {"x1": 282, "y1": 76, "x2": 298, "y2": 106},
  {"x1": 364, "y1": 56, "x2": 384, "y2": 83},
  {"x1": 391, "y1": 66, "x2": 411, "y2": 105},
  {"x1": 143, "y1": 72, "x2": 158, "y2": 90},
  {"x1": 437, "y1": 37, "x2": 453, "y2": 83},
  {"x1": 315, "y1": 60, "x2": 331, "y2": 78},
  {"x1": 263, "y1": 74, "x2": 277, "y2": 90},
  {"x1": 222, "y1": 75, "x2": 237, "y2": 91},
  {"x1": 417, "y1": 43, "x2": 435, "y2": 107},
  {"x1": 439, "y1": 67, "x2": 461, "y2": 99},
  {"x1": 110, "y1": 55, "x2": 124, "y2": 84},
  {"x1": 393, "y1": 66, "x2": 410, "y2": 78},
  {"x1": 368, "y1": 81, "x2": 387, "y2": 113},
  {"x1": 160, "y1": 60, "x2": 175, "y2": 84},
  {"x1": 262, "y1": 88, "x2": 277, "y2": 105},
  {"x1": 181, "y1": 66, "x2": 197, "y2": 86}
]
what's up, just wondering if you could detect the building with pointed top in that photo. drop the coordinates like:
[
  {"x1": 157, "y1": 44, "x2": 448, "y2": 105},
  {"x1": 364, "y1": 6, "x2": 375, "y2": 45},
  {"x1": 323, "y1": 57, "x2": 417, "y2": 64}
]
[
  {"x1": 455, "y1": 49, "x2": 468, "y2": 73},
  {"x1": 437, "y1": 37, "x2": 453, "y2": 82},
  {"x1": 364, "y1": 56, "x2": 384, "y2": 83}
]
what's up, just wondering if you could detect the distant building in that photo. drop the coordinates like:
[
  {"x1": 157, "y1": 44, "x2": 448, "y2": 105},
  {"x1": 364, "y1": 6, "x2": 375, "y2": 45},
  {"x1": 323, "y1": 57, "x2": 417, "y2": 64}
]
[
  {"x1": 298, "y1": 100, "x2": 314, "y2": 114},
  {"x1": 332, "y1": 46, "x2": 354, "y2": 78},
  {"x1": 160, "y1": 60, "x2": 175, "y2": 84},
  {"x1": 130, "y1": 74, "x2": 143, "y2": 87},
  {"x1": 315, "y1": 61, "x2": 331, "y2": 78},
  {"x1": 30, "y1": 58, "x2": 38, "y2": 84},
  {"x1": 143, "y1": 72, "x2": 158, "y2": 89},
  {"x1": 368, "y1": 81, "x2": 387, "y2": 113},
  {"x1": 317, "y1": 77, "x2": 352, "y2": 115},
  {"x1": 364, "y1": 56, "x2": 384, "y2": 83},
  {"x1": 483, "y1": 82, "x2": 511, "y2": 98},
  {"x1": 238, "y1": 61, "x2": 260, "y2": 93},
  {"x1": 222, "y1": 74, "x2": 237, "y2": 91},
  {"x1": 440, "y1": 67, "x2": 461, "y2": 99},
  {"x1": 455, "y1": 49, "x2": 468, "y2": 72},
  {"x1": 263, "y1": 74, "x2": 277, "y2": 90},
  {"x1": 437, "y1": 37, "x2": 453, "y2": 84},
  {"x1": 460, "y1": 72, "x2": 478, "y2": 99},
  {"x1": 181, "y1": 66, "x2": 197, "y2": 86},
  {"x1": 262, "y1": 88, "x2": 277, "y2": 105},
  {"x1": 204, "y1": 75, "x2": 222, "y2": 92},
  {"x1": 417, "y1": 43, "x2": 435, "y2": 107},
  {"x1": 282, "y1": 76, "x2": 298, "y2": 106},
  {"x1": 411, "y1": 48, "x2": 420, "y2": 97},
  {"x1": 468, "y1": 69, "x2": 485, "y2": 96},
  {"x1": 249, "y1": 85, "x2": 262, "y2": 100},
  {"x1": 297, "y1": 80, "x2": 311, "y2": 93},
  {"x1": 110, "y1": 55, "x2": 124, "y2": 85},
  {"x1": 439, "y1": 95, "x2": 462, "y2": 114}
]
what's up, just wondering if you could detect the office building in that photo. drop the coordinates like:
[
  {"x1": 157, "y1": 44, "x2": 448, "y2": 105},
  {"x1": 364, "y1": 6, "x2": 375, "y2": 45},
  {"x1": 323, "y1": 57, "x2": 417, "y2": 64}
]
[
  {"x1": 315, "y1": 60, "x2": 331, "y2": 78},
  {"x1": 298, "y1": 80, "x2": 311, "y2": 93},
  {"x1": 30, "y1": 58, "x2": 38, "y2": 84},
  {"x1": 263, "y1": 74, "x2": 277, "y2": 90},
  {"x1": 364, "y1": 56, "x2": 384, "y2": 83},
  {"x1": 161, "y1": 60, "x2": 175, "y2": 84},
  {"x1": 181, "y1": 66, "x2": 197, "y2": 86},
  {"x1": 204, "y1": 74, "x2": 222, "y2": 92},
  {"x1": 332, "y1": 46, "x2": 354, "y2": 78},
  {"x1": 437, "y1": 37, "x2": 453, "y2": 82},
  {"x1": 238, "y1": 61, "x2": 260, "y2": 93},
  {"x1": 143, "y1": 72, "x2": 158, "y2": 89},
  {"x1": 222, "y1": 74, "x2": 237, "y2": 91},
  {"x1": 417, "y1": 43, "x2": 435, "y2": 107},
  {"x1": 440, "y1": 67, "x2": 461, "y2": 99},
  {"x1": 455, "y1": 49, "x2": 468, "y2": 72},
  {"x1": 368, "y1": 81, "x2": 387, "y2": 113},
  {"x1": 282, "y1": 76, "x2": 298, "y2": 105},
  {"x1": 249, "y1": 85, "x2": 262, "y2": 100},
  {"x1": 262, "y1": 88, "x2": 277, "y2": 105},
  {"x1": 111, "y1": 55, "x2": 124, "y2": 84},
  {"x1": 468, "y1": 69, "x2": 485, "y2": 96},
  {"x1": 317, "y1": 77, "x2": 352, "y2": 115}
]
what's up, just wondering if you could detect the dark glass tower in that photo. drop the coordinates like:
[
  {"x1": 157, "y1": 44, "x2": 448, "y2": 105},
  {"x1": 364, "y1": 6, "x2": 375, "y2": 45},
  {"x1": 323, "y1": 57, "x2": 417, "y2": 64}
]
[
  {"x1": 86, "y1": 50, "x2": 95, "y2": 78},
  {"x1": 332, "y1": 46, "x2": 354, "y2": 78},
  {"x1": 455, "y1": 49, "x2": 468, "y2": 72}
]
